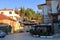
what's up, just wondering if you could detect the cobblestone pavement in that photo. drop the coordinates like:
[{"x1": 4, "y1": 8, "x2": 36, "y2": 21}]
[{"x1": 0, "y1": 32, "x2": 60, "y2": 40}]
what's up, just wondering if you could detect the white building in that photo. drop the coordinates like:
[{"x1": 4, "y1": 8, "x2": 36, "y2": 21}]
[
  {"x1": 0, "y1": 8, "x2": 23, "y2": 32},
  {"x1": 0, "y1": 8, "x2": 20, "y2": 21}
]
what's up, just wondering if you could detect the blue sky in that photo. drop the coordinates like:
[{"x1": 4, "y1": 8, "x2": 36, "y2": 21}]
[{"x1": 0, "y1": 0, "x2": 46, "y2": 11}]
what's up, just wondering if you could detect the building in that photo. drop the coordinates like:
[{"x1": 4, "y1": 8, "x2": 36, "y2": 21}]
[
  {"x1": 37, "y1": 0, "x2": 60, "y2": 34},
  {"x1": 0, "y1": 8, "x2": 20, "y2": 20},
  {"x1": 38, "y1": 4, "x2": 51, "y2": 24},
  {"x1": 0, "y1": 8, "x2": 21, "y2": 33},
  {"x1": 46, "y1": 0, "x2": 60, "y2": 33}
]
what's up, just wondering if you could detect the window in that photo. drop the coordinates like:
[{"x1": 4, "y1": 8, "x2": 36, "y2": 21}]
[
  {"x1": 1, "y1": 12, "x2": 3, "y2": 14},
  {"x1": 9, "y1": 12, "x2": 12, "y2": 14}
]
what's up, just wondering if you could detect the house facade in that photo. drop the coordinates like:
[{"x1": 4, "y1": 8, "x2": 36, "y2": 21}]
[
  {"x1": 0, "y1": 8, "x2": 21, "y2": 33},
  {"x1": 38, "y1": 4, "x2": 51, "y2": 24},
  {"x1": 37, "y1": 0, "x2": 60, "y2": 34}
]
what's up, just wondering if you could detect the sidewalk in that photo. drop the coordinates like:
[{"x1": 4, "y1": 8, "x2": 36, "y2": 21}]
[
  {"x1": 0, "y1": 32, "x2": 60, "y2": 40},
  {"x1": 53, "y1": 34, "x2": 60, "y2": 38}
]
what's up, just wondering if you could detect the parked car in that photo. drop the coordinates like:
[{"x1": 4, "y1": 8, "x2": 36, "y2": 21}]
[
  {"x1": 0, "y1": 30, "x2": 6, "y2": 38},
  {"x1": 0, "y1": 23, "x2": 12, "y2": 38}
]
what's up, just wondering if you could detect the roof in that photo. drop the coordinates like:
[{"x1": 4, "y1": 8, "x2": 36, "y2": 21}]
[
  {"x1": 38, "y1": 4, "x2": 46, "y2": 6},
  {"x1": 0, "y1": 8, "x2": 20, "y2": 17},
  {"x1": 46, "y1": 0, "x2": 59, "y2": 1},
  {"x1": 34, "y1": 24, "x2": 52, "y2": 27},
  {"x1": 14, "y1": 10, "x2": 20, "y2": 15},
  {"x1": 0, "y1": 8, "x2": 13, "y2": 11},
  {"x1": 37, "y1": 4, "x2": 46, "y2": 9},
  {"x1": 0, "y1": 14, "x2": 16, "y2": 21},
  {"x1": 46, "y1": 0, "x2": 52, "y2": 1}
]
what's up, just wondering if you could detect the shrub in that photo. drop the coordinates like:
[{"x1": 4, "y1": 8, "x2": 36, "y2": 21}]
[{"x1": 30, "y1": 29, "x2": 36, "y2": 35}]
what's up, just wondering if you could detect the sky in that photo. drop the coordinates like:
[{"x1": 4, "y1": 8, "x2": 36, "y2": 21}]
[{"x1": 0, "y1": 0, "x2": 46, "y2": 11}]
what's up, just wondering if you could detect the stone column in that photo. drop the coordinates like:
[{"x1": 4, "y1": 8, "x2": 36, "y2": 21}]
[{"x1": 51, "y1": 0, "x2": 59, "y2": 34}]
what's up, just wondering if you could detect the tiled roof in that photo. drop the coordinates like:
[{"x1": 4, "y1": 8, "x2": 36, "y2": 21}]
[{"x1": 0, "y1": 8, "x2": 13, "y2": 11}]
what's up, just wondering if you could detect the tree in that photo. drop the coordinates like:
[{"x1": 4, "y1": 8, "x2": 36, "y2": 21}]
[
  {"x1": 19, "y1": 7, "x2": 42, "y2": 23},
  {"x1": 20, "y1": 7, "x2": 26, "y2": 16},
  {"x1": 25, "y1": 8, "x2": 37, "y2": 20}
]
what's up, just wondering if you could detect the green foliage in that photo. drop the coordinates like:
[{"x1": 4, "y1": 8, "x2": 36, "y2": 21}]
[
  {"x1": 30, "y1": 29, "x2": 34, "y2": 35},
  {"x1": 19, "y1": 7, "x2": 42, "y2": 23},
  {"x1": 43, "y1": 31, "x2": 49, "y2": 36}
]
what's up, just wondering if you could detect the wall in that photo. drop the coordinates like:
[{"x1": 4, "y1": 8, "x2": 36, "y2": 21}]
[
  {"x1": 0, "y1": 10, "x2": 20, "y2": 33},
  {"x1": 0, "y1": 10, "x2": 20, "y2": 20},
  {"x1": 51, "y1": 1, "x2": 58, "y2": 13},
  {"x1": 42, "y1": 5, "x2": 51, "y2": 24},
  {"x1": 51, "y1": 0, "x2": 59, "y2": 33}
]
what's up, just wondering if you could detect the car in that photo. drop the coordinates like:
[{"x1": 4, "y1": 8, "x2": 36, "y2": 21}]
[
  {"x1": 0, "y1": 23, "x2": 12, "y2": 34},
  {"x1": 0, "y1": 30, "x2": 6, "y2": 38},
  {"x1": 0, "y1": 23, "x2": 11, "y2": 38}
]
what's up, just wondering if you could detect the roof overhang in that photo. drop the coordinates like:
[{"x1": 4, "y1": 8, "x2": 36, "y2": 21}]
[
  {"x1": 37, "y1": 4, "x2": 46, "y2": 9},
  {"x1": 46, "y1": 0, "x2": 52, "y2": 1},
  {"x1": 49, "y1": 12, "x2": 60, "y2": 16}
]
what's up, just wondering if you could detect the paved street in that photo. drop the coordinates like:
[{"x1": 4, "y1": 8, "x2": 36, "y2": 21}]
[{"x1": 0, "y1": 32, "x2": 60, "y2": 40}]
